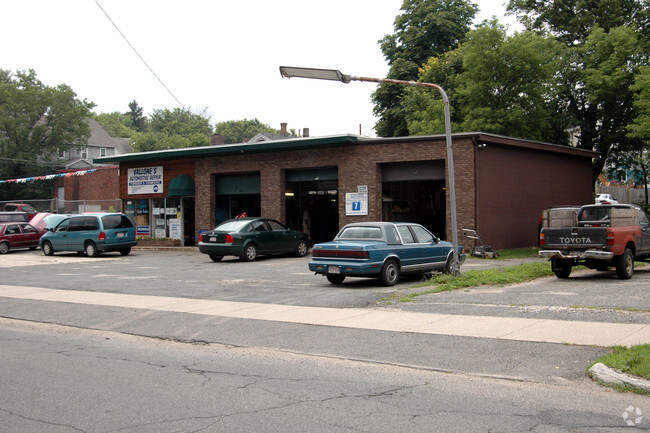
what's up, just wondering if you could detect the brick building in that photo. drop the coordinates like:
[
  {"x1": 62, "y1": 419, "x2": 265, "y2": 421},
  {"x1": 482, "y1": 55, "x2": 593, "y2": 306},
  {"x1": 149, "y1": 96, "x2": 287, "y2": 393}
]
[{"x1": 97, "y1": 132, "x2": 596, "y2": 249}]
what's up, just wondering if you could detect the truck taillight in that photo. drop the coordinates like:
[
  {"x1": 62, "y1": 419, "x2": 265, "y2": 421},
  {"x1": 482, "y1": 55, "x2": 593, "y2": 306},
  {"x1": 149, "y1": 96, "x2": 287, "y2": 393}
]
[
  {"x1": 539, "y1": 232, "x2": 545, "y2": 247},
  {"x1": 607, "y1": 231, "x2": 615, "y2": 246}
]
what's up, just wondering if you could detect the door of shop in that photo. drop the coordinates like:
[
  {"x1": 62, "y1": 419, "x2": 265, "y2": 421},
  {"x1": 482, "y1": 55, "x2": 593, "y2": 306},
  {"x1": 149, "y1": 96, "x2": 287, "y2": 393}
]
[
  {"x1": 381, "y1": 161, "x2": 447, "y2": 239},
  {"x1": 285, "y1": 168, "x2": 338, "y2": 245}
]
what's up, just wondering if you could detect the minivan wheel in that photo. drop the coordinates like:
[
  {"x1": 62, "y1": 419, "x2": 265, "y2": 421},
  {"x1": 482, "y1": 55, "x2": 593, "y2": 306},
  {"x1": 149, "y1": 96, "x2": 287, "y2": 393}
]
[
  {"x1": 85, "y1": 241, "x2": 99, "y2": 257},
  {"x1": 119, "y1": 247, "x2": 131, "y2": 256},
  {"x1": 42, "y1": 241, "x2": 54, "y2": 256}
]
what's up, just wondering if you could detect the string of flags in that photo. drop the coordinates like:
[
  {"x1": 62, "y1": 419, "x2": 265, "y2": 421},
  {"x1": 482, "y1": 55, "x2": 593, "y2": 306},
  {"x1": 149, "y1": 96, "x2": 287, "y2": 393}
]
[{"x1": 0, "y1": 169, "x2": 97, "y2": 185}]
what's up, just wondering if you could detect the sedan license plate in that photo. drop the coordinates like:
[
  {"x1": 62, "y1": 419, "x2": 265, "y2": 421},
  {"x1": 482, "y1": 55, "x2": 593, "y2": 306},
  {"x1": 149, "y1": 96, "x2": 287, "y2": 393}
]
[
  {"x1": 209, "y1": 236, "x2": 216, "y2": 242},
  {"x1": 328, "y1": 265, "x2": 340, "y2": 274}
]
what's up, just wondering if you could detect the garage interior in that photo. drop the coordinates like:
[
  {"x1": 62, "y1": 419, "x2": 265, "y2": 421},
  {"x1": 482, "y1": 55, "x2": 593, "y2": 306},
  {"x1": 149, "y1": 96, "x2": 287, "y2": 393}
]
[{"x1": 381, "y1": 160, "x2": 447, "y2": 239}]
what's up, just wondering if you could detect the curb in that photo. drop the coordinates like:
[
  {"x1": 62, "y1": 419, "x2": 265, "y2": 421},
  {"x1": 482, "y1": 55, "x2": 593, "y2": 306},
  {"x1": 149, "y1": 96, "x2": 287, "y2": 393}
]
[{"x1": 589, "y1": 362, "x2": 650, "y2": 393}]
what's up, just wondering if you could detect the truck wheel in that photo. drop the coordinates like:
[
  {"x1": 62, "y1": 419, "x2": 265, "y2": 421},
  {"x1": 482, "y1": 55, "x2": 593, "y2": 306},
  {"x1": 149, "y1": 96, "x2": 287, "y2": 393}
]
[
  {"x1": 551, "y1": 259, "x2": 572, "y2": 279},
  {"x1": 616, "y1": 248, "x2": 634, "y2": 279}
]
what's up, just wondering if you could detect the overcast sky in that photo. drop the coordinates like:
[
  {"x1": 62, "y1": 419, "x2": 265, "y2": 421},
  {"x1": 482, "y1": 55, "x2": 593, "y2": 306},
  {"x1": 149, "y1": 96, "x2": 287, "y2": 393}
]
[{"x1": 2, "y1": 0, "x2": 521, "y2": 138}]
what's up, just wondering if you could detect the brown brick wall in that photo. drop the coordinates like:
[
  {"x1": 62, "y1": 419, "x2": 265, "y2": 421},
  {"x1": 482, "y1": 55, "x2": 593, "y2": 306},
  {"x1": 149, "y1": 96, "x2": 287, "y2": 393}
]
[
  {"x1": 194, "y1": 137, "x2": 477, "y2": 242},
  {"x1": 476, "y1": 144, "x2": 594, "y2": 249},
  {"x1": 52, "y1": 167, "x2": 121, "y2": 212},
  {"x1": 110, "y1": 135, "x2": 594, "y2": 249}
]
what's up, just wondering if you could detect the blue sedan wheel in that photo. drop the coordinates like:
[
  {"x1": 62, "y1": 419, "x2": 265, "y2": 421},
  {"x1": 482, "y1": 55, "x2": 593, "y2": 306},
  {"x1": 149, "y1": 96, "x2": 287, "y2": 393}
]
[{"x1": 380, "y1": 260, "x2": 400, "y2": 286}]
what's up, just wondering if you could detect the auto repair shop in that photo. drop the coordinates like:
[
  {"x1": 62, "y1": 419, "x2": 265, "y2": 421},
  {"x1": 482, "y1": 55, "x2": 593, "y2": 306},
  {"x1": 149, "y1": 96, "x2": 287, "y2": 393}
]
[{"x1": 96, "y1": 132, "x2": 597, "y2": 249}]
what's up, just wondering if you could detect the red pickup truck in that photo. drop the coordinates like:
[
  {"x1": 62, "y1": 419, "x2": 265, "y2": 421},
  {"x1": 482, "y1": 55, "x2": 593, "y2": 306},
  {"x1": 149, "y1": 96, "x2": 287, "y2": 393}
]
[{"x1": 539, "y1": 204, "x2": 650, "y2": 279}]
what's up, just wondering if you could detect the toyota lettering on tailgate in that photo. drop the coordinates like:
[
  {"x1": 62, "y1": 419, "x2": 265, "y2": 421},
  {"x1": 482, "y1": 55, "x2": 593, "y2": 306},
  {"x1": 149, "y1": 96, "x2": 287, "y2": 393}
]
[{"x1": 559, "y1": 237, "x2": 592, "y2": 244}]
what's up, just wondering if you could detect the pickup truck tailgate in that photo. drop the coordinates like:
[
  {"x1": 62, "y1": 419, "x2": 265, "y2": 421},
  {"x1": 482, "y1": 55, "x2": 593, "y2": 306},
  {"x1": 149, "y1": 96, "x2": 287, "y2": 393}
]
[{"x1": 542, "y1": 227, "x2": 608, "y2": 249}]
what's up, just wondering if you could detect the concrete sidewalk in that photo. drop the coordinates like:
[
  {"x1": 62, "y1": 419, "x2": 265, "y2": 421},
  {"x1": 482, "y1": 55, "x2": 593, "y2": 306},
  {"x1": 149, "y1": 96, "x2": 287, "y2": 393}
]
[{"x1": 1, "y1": 284, "x2": 649, "y2": 347}]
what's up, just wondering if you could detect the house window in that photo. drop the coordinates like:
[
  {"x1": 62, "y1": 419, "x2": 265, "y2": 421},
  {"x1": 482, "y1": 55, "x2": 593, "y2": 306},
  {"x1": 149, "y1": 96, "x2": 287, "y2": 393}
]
[
  {"x1": 80, "y1": 147, "x2": 88, "y2": 159},
  {"x1": 58, "y1": 149, "x2": 66, "y2": 159},
  {"x1": 100, "y1": 148, "x2": 107, "y2": 157}
]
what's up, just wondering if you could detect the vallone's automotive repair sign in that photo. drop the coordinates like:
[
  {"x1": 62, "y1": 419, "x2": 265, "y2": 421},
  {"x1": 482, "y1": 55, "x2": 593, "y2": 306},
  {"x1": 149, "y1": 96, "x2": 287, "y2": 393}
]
[{"x1": 128, "y1": 166, "x2": 163, "y2": 195}]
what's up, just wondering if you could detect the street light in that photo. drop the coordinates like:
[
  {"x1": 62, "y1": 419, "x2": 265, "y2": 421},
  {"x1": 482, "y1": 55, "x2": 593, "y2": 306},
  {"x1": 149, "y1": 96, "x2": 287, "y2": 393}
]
[{"x1": 280, "y1": 66, "x2": 461, "y2": 276}]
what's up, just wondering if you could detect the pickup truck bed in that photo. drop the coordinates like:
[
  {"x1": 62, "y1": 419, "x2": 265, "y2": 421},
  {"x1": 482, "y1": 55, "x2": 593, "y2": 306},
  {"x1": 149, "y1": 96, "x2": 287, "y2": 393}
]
[{"x1": 539, "y1": 204, "x2": 650, "y2": 279}]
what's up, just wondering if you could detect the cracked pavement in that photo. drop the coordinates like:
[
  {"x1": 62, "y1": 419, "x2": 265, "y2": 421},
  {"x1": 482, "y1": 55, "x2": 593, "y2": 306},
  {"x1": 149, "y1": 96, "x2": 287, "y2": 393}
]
[{"x1": 0, "y1": 250, "x2": 649, "y2": 432}]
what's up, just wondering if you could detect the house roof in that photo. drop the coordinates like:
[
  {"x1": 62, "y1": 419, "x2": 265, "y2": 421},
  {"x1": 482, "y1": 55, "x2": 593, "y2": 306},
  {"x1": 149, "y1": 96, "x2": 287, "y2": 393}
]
[
  {"x1": 87, "y1": 119, "x2": 132, "y2": 154},
  {"x1": 94, "y1": 132, "x2": 597, "y2": 164}
]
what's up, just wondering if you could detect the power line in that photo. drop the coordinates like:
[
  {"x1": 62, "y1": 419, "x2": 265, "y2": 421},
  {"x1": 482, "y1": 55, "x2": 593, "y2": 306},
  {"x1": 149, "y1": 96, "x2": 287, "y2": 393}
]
[{"x1": 94, "y1": 0, "x2": 185, "y2": 109}]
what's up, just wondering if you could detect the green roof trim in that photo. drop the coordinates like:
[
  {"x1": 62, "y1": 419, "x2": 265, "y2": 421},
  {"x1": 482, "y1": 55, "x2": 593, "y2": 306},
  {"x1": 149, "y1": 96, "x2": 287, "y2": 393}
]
[{"x1": 94, "y1": 135, "x2": 360, "y2": 164}]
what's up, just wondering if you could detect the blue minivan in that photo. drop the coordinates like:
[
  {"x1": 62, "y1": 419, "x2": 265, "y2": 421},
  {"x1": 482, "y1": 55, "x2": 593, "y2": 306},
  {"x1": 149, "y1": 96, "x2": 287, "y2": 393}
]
[{"x1": 40, "y1": 213, "x2": 137, "y2": 257}]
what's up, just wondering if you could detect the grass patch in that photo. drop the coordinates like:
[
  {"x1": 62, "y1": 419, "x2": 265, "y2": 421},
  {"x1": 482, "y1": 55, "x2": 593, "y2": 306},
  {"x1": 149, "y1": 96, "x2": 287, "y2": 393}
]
[
  {"x1": 488, "y1": 247, "x2": 539, "y2": 260},
  {"x1": 589, "y1": 345, "x2": 650, "y2": 381},
  {"x1": 400, "y1": 261, "x2": 553, "y2": 302}
]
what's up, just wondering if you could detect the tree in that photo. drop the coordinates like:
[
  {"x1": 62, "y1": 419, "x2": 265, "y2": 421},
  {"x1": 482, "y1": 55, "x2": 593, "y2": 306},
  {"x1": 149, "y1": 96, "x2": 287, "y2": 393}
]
[
  {"x1": 214, "y1": 119, "x2": 282, "y2": 144},
  {"x1": 94, "y1": 111, "x2": 137, "y2": 138},
  {"x1": 372, "y1": 0, "x2": 478, "y2": 137},
  {"x1": 128, "y1": 100, "x2": 146, "y2": 132},
  {"x1": 507, "y1": 0, "x2": 649, "y2": 182},
  {"x1": 148, "y1": 107, "x2": 212, "y2": 136},
  {"x1": 0, "y1": 69, "x2": 93, "y2": 182},
  {"x1": 406, "y1": 22, "x2": 567, "y2": 142},
  {"x1": 626, "y1": 65, "x2": 650, "y2": 206},
  {"x1": 131, "y1": 107, "x2": 212, "y2": 152}
]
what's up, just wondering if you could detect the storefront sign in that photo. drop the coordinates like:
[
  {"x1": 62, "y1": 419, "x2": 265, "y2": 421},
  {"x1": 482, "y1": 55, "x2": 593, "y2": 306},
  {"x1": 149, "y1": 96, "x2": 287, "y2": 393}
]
[
  {"x1": 136, "y1": 226, "x2": 150, "y2": 237},
  {"x1": 128, "y1": 166, "x2": 164, "y2": 195},
  {"x1": 169, "y1": 219, "x2": 182, "y2": 240},
  {"x1": 346, "y1": 192, "x2": 368, "y2": 216}
]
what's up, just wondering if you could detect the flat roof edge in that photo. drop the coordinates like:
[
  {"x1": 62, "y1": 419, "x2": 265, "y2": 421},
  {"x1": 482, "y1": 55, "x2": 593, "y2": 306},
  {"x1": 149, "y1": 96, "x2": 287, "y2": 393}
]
[{"x1": 94, "y1": 134, "x2": 360, "y2": 164}]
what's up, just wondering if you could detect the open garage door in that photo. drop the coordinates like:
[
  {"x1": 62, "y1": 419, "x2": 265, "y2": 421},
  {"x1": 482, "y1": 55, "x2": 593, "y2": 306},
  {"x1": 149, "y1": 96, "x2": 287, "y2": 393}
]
[
  {"x1": 285, "y1": 167, "x2": 338, "y2": 245},
  {"x1": 214, "y1": 173, "x2": 260, "y2": 224},
  {"x1": 381, "y1": 161, "x2": 447, "y2": 239}
]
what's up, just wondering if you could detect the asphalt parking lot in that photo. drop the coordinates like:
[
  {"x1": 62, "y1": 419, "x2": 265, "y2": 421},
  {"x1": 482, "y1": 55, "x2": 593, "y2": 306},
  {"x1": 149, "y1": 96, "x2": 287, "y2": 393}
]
[{"x1": 1, "y1": 248, "x2": 649, "y2": 325}]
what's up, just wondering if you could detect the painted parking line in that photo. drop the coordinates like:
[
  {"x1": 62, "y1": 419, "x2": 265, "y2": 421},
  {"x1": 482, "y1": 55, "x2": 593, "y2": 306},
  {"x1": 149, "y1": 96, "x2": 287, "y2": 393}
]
[{"x1": 1, "y1": 284, "x2": 649, "y2": 347}]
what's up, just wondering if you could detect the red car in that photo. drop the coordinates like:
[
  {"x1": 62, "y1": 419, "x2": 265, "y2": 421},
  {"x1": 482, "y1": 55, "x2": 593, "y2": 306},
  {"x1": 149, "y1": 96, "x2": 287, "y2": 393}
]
[
  {"x1": 3, "y1": 203, "x2": 38, "y2": 221},
  {"x1": 0, "y1": 222, "x2": 46, "y2": 254}
]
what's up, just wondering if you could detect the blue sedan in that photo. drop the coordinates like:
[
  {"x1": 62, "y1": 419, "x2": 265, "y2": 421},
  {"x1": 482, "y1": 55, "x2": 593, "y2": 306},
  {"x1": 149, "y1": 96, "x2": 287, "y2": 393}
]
[{"x1": 308, "y1": 222, "x2": 465, "y2": 286}]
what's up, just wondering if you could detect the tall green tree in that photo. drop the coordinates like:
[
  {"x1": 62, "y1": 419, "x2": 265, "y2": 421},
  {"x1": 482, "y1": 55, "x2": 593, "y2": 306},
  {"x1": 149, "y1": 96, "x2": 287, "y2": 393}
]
[
  {"x1": 214, "y1": 118, "x2": 282, "y2": 144},
  {"x1": 626, "y1": 65, "x2": 650, "y2": 205},
  {"x1": 507, "y1": 0, "x2": 649, "y2": 182},
  {"x1": 372, "y1": 0, "x2": 477, "y2": 137},
  {"x1": 94, "y1": 111, "x2": 137, "y2": 138},
  {"x1": 128, "y1": 100, "x2": 146, "y2": 132},
  {"x1": 131, "y1": 107, "x2": 212, "y2": 152},
  {"x1": 0, "y1": 69, "x2": 93, "y2": 180},
  {"x1": 406, "y1": 22, "x2": 566, "y2": 142}
]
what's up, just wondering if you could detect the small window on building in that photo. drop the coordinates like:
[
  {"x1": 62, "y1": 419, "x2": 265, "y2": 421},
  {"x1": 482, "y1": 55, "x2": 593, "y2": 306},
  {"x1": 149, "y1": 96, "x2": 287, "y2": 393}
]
[
  {"x1": 80, "y1": 147, "x2": 88, "y2": 159},
  {"x1": 100, "y1": 148, "x2": 107, "y2": 157}
]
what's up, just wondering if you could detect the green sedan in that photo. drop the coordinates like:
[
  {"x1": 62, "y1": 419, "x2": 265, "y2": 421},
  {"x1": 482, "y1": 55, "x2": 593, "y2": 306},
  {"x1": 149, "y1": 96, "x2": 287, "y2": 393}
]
[{"x1": 198, "y1": 217, "x2": 310, "y2": 262}]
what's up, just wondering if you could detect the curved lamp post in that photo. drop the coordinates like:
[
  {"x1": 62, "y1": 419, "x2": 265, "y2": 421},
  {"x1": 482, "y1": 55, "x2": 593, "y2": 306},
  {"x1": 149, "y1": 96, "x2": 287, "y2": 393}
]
[{"x1": 280, "y1": 66, "x2": 461, "y2": 276}]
